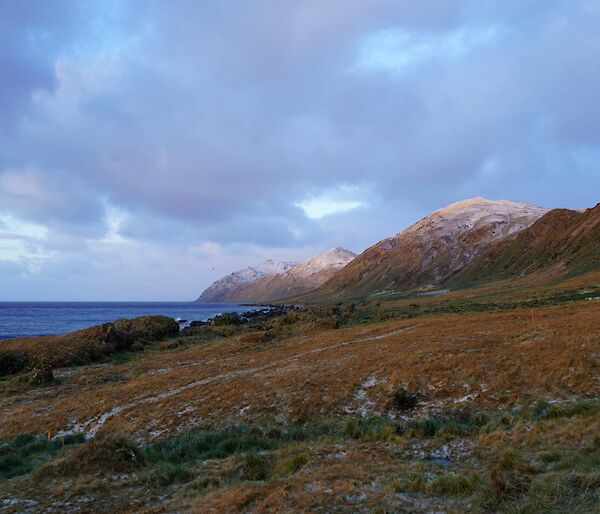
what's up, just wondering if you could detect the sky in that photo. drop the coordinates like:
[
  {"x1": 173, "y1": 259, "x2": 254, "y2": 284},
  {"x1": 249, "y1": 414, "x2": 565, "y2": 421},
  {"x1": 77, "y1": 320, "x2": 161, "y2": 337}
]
[{"x1": 1, "y1": 0, "x2": 600, "y2": 301}]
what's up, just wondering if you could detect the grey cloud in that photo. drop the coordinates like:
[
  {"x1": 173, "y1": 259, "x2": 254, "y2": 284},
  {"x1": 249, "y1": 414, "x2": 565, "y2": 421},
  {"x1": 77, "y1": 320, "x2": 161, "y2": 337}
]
[{"x1": 1, "y1": 0, "x2": 600, "y2": 298}]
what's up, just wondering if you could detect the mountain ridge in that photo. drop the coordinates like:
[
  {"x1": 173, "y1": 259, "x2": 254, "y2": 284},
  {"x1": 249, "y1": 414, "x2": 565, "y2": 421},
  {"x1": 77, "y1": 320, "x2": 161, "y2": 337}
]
[
  {"x1": 447, "y1": 203, "x2": 600, "y2": 286},
  {"x1": 196, "y1": 247, "x2": 356, "y2": 303},
  {"x1": 196, "y1": 260, "x2": 295, "y2": 302},
  {"x1": 298, "y1": 197, "x2": 549, "y2": 301}
]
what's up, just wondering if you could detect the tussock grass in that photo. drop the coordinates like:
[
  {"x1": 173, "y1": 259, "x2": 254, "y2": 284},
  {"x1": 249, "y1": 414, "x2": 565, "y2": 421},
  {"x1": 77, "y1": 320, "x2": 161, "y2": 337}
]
[
  {"x1": 272, "y1": 448, "x2": 310, "y2": 478},
  {"x1": 431, "y1": 471, "x2": 482, "y2": 496},
  {"x1": 0, "y1": 433, "x2": 84, "y2": 480},
  {"x1": 143, "y1": 422, "x2": 337, "y2": 466},
  {"x1": 529, "y1": 398, "x2": 600, "y2": 420},
  {"x1": 35, "y1": 432, "x2": 145, "y2": 479},
  {"x1": 141, "y1": 462, "x2": 196, "y2": 486},
  {"x1": 389, "y1": 465, "x2": 483, "y2": 497},
  {"x1": 238, "y1": 451, "x2": 272, "y2": 481}
]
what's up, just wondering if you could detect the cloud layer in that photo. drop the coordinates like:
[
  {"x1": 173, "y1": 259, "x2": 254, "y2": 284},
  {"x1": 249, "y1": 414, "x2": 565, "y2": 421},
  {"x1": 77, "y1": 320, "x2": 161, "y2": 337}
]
[{"x1": 1, "y1": 0, "x2": 599, "y2": 299}]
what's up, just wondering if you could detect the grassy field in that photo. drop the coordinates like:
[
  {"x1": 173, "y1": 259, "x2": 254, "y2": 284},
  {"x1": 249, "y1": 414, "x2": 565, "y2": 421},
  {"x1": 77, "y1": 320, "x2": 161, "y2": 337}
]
[{"x1": 0, "y1": 274, "x2": 599, "y2": 512}]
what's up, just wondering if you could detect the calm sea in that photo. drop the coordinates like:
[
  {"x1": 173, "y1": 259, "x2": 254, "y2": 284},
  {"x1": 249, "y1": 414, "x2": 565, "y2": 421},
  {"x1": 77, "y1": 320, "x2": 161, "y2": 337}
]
[{"x1": 0, "y1": 302, "x2": 261, "y2": 339}]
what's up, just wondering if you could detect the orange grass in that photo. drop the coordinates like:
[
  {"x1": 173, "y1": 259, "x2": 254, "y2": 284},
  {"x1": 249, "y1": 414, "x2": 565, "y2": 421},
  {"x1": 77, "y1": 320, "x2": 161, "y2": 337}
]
[{"x1": 0, "y1": 300, "x2": 598, "y2": 440}]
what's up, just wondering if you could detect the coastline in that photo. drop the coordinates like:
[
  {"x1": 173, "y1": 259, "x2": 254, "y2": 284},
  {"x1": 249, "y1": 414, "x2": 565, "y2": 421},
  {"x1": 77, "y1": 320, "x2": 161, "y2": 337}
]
[{"x1": 0, "y1": 301, "x2": 272, "y2": 340}]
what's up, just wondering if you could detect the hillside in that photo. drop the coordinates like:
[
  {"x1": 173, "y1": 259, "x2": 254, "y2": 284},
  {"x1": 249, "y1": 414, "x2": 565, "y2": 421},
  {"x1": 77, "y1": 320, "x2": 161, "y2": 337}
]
[
  {"x1": 196, "y1": 260, "x2": 295, "y2": 302},
  {"x1": 448, "y1": 204, "x2": 600, "y2": 286},
  {"x1": 197, "y1": 248, "x2": 356, "y2": 303},
  {"x1": 303, "y1": 197, "x2": 548, "y2": 301},
  {"x1": 1, "y1": 278, "x2": 599, "y2": 512}
]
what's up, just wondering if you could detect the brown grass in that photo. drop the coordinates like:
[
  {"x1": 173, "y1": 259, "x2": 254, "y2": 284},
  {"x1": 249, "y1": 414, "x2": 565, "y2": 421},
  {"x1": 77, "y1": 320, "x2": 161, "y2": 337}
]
[
  {"x1": 0, "y1": 298, "x2": 597, "y2": 440},
  {"x1": 1, "y1": 280, "x2": 599, "y2": 512},
  {"x1": 0, "y1": 316, "x2": 179, "y2": 373}
]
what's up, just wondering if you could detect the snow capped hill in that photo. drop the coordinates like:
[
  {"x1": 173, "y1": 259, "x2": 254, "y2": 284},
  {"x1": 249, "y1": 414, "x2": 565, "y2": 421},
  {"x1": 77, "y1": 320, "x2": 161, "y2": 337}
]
[
  {"x1": 286, "y1": 247, "x2": 357, "y2": 279},
  {"x1": 196, "y1": 260, "x2": 296, "y2": 302},
  {"x1": 198, "y1": 197, "x2": 552, "y2": 304},
  {"x1": 405, "y1": 197, "x2": 548, "y2": 241},
  {"x1": 195, "y1": 248, "x2": 356, "y2": 303},
  {"x1": 305, "y1": 197, "x2": 549, "y2": 301},
  {"x1": 256, "y1": 260, "x2": 296, "y2": 275}
]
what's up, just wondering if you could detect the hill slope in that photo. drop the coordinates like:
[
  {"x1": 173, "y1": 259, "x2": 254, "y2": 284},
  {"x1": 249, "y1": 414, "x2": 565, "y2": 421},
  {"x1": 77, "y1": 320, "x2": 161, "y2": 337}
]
[
  {"x1": 303, "y1": 197, "x2": 548, "y2": 301},
  {"x1": 448, "y1": 204, "x2": 600, "y2": 286},
  {"x1": 197, "y1": 248, "x2": 356, "y2": 303},
  {"x1": 196, "y1": 260, "x2": 295, "y2": 302}
]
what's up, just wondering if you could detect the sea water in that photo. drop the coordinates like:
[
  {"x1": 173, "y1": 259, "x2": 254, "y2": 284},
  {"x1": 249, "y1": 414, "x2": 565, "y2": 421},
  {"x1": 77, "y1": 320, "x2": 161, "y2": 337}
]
[{"x1": 0, "y1": 302, "x2": 261, "y2": 339}]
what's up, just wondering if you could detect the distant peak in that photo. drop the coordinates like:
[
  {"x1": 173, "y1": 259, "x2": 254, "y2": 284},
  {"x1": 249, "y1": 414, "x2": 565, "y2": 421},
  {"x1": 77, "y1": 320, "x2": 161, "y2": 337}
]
[{"x1": 322, "y1": 247, "x2": 357, "y2": 256}]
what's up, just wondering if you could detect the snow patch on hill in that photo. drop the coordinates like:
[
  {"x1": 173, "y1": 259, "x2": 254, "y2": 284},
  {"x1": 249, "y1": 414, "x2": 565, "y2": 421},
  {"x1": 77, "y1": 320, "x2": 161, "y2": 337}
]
[
  {"x1": 196, "y1": 248, "x2": 356, "y2": 302},
  {"x1": 286, "y1": 247, "x2": 357, "y2": 279},
  {"x1": 395, "y1": 197, "x2": 548, "y2": 245},
  {"x1": 197, "y1": 260, "x2": 295, "y2": 301}
]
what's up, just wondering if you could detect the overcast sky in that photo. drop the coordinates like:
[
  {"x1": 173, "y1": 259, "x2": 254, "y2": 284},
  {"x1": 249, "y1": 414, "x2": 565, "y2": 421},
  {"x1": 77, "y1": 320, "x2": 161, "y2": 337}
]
[{"x1": 1, "y1": 0, "x2": 599, "y2": 300}]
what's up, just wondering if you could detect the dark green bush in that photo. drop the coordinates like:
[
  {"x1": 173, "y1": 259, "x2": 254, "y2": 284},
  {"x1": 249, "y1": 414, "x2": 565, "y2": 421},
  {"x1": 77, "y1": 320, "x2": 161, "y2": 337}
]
[
  {"x1": 392, "y1": 387, "x2": 420, "y2": 411},
  {"x1": 212, "y1": 313, "x2": 243, "y2": 326},
  {"x1": 0, "y1": 351, "x2": 28, "y2": 376}
]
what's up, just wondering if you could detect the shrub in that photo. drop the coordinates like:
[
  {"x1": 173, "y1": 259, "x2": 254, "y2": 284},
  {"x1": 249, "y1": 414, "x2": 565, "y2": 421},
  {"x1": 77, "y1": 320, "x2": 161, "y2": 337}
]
[
  {"x1": 392, "y1": 387, "x2": 420, "y2": 411},
  {"x1": 0, "y1": 351, "x2": 29, "y2": 375},
  {"x1": 29, "y1": 361, "x2": 55, "y2": 385},
  {"x1": 0, "y1": 316, "x2": 180, "y2": 376},
  {"x1": 212, "y1": 313, "x2": 243, "y2": 326}
]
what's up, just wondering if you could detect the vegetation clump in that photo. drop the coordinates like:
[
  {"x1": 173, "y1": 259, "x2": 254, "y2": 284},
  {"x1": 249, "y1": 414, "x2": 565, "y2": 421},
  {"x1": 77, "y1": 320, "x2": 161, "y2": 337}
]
[
  {"x1": 0, "y1": 315, "x2": 180, "y2": 376},
  {"x1": 238, "y1": 450, "x2": 272, "y2": 481},
  {"x1": 212, "y1": 313, "x2": 243, "y2": 326},
  {"x1": 37, "y1": 432, "x2": 145, "y2": 478},
  {"x1": 0, "y1": 433, "x2": 84, "y2": 480},
  {"x1": 392, "y1": 387, "x2": 420, "y2": 411},
  {"x1": 29, "y1": 360, "x2": 55, "y2": 385},
  {"x1": 0, "y1": 350, "x2": 28, "y2": 375}
]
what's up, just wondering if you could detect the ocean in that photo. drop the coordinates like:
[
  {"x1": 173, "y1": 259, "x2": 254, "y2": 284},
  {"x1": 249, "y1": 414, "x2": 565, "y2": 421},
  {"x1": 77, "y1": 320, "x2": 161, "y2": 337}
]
[{"x1": 0, "y1": 302, "x2": 262, "y2": 339}]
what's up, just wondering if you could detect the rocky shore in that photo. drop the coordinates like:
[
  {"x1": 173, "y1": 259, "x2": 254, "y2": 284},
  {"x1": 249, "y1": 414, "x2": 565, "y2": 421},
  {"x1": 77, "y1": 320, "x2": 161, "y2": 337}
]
[{"x1": 183, "y1": 304, "x2": 302, "y2": 330}]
